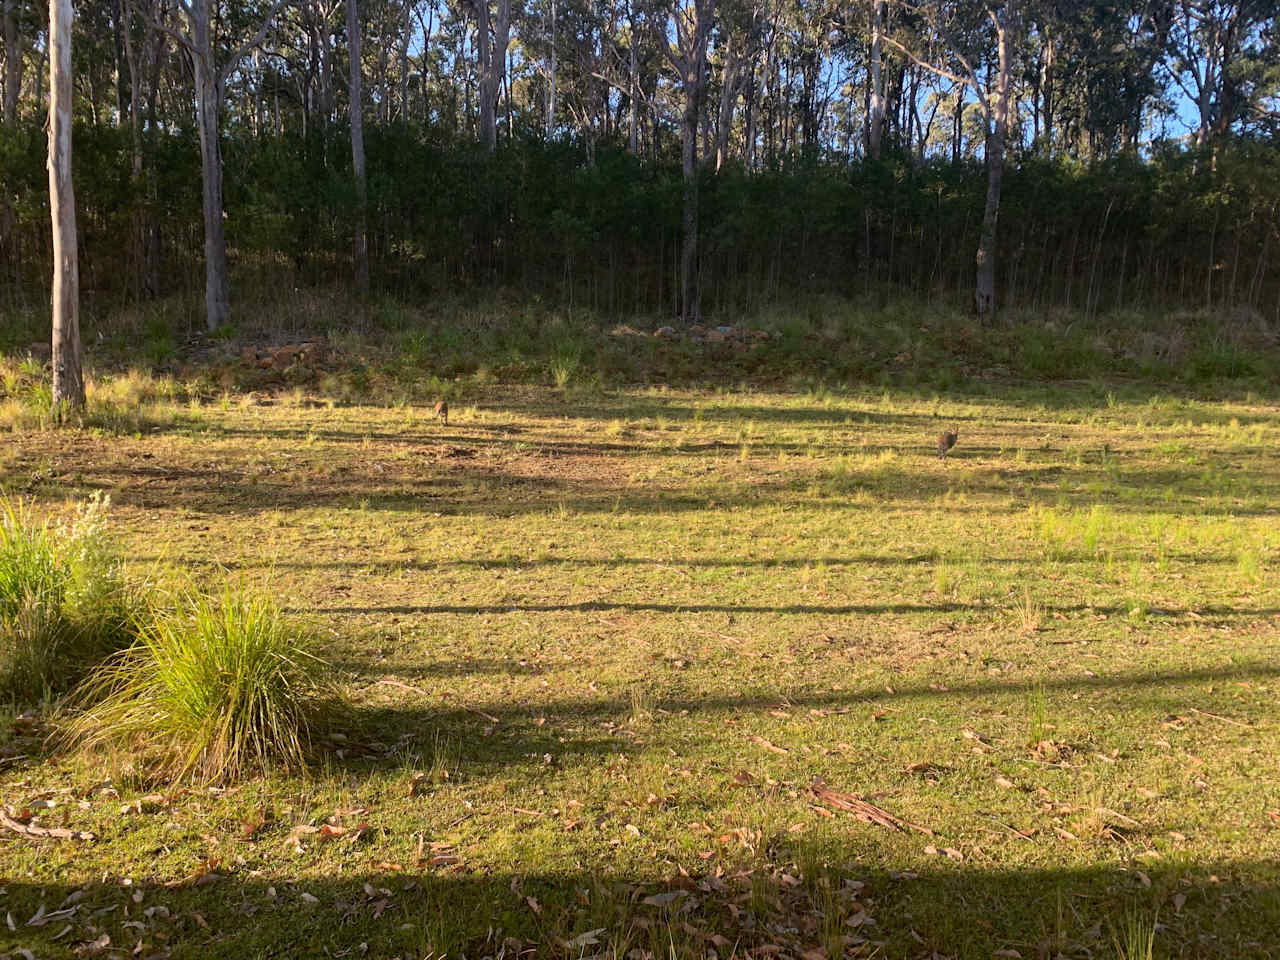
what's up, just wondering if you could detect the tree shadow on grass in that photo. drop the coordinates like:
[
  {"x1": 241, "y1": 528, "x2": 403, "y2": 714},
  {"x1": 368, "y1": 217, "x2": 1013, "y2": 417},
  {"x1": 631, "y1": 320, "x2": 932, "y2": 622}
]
[
  {"x1": 300, "y1": 598, "x2": 1280, "y2": 621},
  {"x1": 1, "y1": 860, "x2": 1274, "y2": 959},
  {"x1": 335, "y1": 661, "x2": 1280, "y2": 781}
]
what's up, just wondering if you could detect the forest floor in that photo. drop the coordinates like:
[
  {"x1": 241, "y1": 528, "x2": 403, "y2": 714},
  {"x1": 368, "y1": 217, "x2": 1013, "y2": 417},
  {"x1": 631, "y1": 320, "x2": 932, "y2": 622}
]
[{"x1": 1, "y1": 379, "x2": 1278, "y2": 959}]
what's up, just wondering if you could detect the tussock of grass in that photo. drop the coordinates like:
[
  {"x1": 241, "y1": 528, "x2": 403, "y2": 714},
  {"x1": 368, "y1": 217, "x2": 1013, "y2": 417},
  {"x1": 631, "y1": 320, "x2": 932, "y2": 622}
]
[
  {"x1": 63, "y1": 589, "x2": 337, "y2": 783},
  {"x1": 0, "y1": 494, "x2": 136, "y2": 700},
  {"x1": 0, "y1": 357, "x2": 180, "y2": 433}
]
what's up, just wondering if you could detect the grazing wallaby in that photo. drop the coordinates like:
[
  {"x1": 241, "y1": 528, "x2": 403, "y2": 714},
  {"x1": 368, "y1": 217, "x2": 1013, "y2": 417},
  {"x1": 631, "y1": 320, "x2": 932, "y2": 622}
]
[
  {"x1": 937, "y1": 426, "x2": 959, "y2": 459},
  {"x1": 433, "y1": 400, "x2": 449, "y2": 426}
]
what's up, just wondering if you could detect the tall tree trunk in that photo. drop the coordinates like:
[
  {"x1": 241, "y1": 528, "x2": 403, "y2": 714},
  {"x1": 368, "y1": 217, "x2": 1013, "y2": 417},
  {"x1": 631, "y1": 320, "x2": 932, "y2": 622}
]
[
  {"x1": 4, "y1": 0, "x2": 21, "y2": 125},
  {"x1": 681, "y1": 77, "x2": 700, "y2": 322},
  {"x1": 49, "y1": 0, "x2": 83, "y2": 414},
  {"x1": 122, "y1": 0, "x2": 147, "y2": 299},
  {"x1": 868, "y1": 0, "x2": 886, "y2": 159},
  {"x1": 715, "y1": 33, "x2": 740, "y2": 170},
  {"x1": 628, "y1": 2, "x2": 639, "y2": 152},
  {"x1": 491, "y1": 0, "x2": 510, "y2": 146},
  {"x1": 191, "y1": 0, "x2": 231, "y2": 331},
  {"x1": 1041, "y1": 33, "x2": 1053, "y2": 156},
  {"x1": 546, "y1": 0, "x2": 556, "y2": 138},
  {"x1": 318, "y1": 0, "x2": 334, "y2": 122},
  {"x1": 349, "y1": 0, "x2": 369, "y2": 294},
  {"x1": 475, "y1": 0, "x2": 493, "y2": 149},
  {"x1": 974, "y1": 4, "x2": 1016, "y2": 322},
  {"x1": 669, "y1": 0, "x2": 714, "y2": 323},
  {"x1": 399, "y1": 0, "x2": 410, "y2": 119}
]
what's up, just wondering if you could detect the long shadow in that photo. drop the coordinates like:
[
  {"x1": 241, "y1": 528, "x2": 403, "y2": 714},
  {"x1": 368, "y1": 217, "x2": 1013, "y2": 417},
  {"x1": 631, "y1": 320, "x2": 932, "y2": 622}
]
[
  {"x1": 139, "y1": 419, "x2": 924, "y2": 460},
  {"x1": 13, "y1": 458, "x2": 1277, "y2": 519},
  {"x1": 347, "y1": 662, "x2": 1280, "y2": 745},
  {"x1": 299, "y1": 599, "x2": 1280, "y2": 619},
  {"x1": 132, "y1": 550, "x2": 1243, "y2": 571},
  {"x1": 2, "y1": 862, "x2": 1274, "y2": 959}
]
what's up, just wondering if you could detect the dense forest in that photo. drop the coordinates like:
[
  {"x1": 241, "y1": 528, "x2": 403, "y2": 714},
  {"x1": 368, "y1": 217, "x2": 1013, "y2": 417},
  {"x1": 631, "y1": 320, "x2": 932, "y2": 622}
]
[{"x1": 0, "y1": 0, "x2": 1278, "y2": 330}]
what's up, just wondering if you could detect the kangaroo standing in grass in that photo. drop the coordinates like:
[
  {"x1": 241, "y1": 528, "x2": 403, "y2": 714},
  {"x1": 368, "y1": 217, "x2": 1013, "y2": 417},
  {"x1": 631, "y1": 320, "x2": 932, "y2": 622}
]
[
  {"x1": 433, "y1": 400, "x2": 449, "y2": 426},
  {"x1": 937, "y1": 427, "x2": 958, "y2": 459}
]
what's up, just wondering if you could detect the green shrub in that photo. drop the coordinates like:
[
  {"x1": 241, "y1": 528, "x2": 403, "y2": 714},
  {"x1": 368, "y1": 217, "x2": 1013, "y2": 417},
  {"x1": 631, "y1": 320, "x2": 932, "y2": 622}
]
[
  {"x1": 63, "y1": 588, "x2": 338, "y2": 783},
  {"x1": 0, "y1": 494, "x2": 136, "y2": 701}
]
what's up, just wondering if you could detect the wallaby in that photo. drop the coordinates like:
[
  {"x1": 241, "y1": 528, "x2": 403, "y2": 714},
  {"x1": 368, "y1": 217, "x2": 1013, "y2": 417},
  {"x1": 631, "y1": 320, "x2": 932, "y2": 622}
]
[
  {"x1": 433, "y1": 400, "x2": 449, "y2": 426},
  {"x1": 937, "y1": 426, "x2": 958, "y2": 459}
]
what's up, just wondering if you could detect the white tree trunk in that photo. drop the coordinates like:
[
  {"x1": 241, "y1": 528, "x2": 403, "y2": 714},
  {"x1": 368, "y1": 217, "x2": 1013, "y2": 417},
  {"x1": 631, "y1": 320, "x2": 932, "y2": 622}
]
[
  {"x1": 349, "y1": 0, "x2": 369, "y2": 293},
  {"x1": 49, "y1": 0, "x2": 83, "y2": 413},
  {"x1": 475, "y1": 0, "x2": 493, "y2": 149},
  {"x1": 627, "y1": 2, "x2": 638, "y2": 152},
  {"x1": 546, "y1": 0, "x2": 556, "y2": 138},
  {"x1": 491, "y1": 0, "x2": 510, "y2": 146},
  {"x1": 868, "y1": 0, "x2": 886, "y2": 159},
  {"x1": 715, "y1": 33, "x2": 740, "y2": 171}
]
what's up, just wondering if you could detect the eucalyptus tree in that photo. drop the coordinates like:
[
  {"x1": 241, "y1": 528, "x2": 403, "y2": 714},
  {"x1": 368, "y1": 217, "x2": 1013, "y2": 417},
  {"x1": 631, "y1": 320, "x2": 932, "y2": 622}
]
[
  {"x1": 885, "y1": 0, "x2": 1022, "y2": 321},
  {"x1": 473, "y1": 0, "x2": 513, "y2": 149},
  {"x1": 49, "y1": 0, "x2": 83, "y2": 414},
  {"x1": 1164, "y1": 0, "x2": 1275, "y2": 147},
  {"x1": 3, "y1": 0, "x2": 21, "y2": 125},
  {"x1": 157, "y1": 0, "x2": 293, "y2": 331},
  {"x1": 348, "y1": 0, "x2": 369, "y2": 291},
  {"x1": 661, "y1": 0, "x2": 715, "y2": 322}
]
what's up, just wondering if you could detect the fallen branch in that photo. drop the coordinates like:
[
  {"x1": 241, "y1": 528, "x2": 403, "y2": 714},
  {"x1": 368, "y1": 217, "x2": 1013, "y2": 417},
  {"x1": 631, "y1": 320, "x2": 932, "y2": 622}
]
[
  {"x1": 809, "y1": 779, "x2": 934, "y2": 836},
  {"x1": 377, "y1": 678, "x2": 430, "y2": 696},
  {"x1": 465, "y1": 706, "x2": 501, "y2": 724},
  {"x1": 1, "y1": 809, "x2": 95, "y2": 842},
  {"x1": 1189, "y1": 707, "x2": 1251, "y2": 729}
]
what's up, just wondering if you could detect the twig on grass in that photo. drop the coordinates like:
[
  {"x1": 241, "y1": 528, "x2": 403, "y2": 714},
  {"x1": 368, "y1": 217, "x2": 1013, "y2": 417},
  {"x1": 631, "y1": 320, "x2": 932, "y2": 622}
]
[
  {"x1": 809, "y1": 779, "x2": 935, "y2": 836},
  {"x1": 1, "y1": 808, "x2": 95, "y2": 842},
  {"x1": 1189, "y1": 707, "x2": 1251, "y2": 729}
]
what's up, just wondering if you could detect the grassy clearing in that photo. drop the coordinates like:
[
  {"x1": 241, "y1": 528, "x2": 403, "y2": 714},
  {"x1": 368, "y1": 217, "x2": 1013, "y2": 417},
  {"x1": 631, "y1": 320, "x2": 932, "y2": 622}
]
[{"x1": 0, "y1": 374, "x2": 1277, "y2": 959}]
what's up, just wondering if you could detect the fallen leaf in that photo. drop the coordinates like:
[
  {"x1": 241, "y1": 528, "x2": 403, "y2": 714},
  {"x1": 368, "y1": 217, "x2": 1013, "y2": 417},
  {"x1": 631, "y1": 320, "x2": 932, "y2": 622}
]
[
  {"x1": 76, "y1": 933, "x2": 111, "y2": 955},
  {"x1": 566, "y1": 928, "x2": 605, "y2": 949},
  {"x1": 749, "y1": 735, "x2": 788, "y2": 755},
  {"x1": 642, "y1": 891, "x2": 683, "y2": 908}
]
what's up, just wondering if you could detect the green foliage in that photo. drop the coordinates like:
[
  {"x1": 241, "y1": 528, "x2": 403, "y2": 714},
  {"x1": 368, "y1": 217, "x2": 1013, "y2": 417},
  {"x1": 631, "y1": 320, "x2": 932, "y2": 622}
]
[
  {"x1": 3, "y1": 123, "x2": 1278, "y2": 325},
  {"x1": 0, "y1": 495, "x2": 137, "y2": 701},
  {"x1": 62, "y1": 588, "x2": 337, "y2": 783}
]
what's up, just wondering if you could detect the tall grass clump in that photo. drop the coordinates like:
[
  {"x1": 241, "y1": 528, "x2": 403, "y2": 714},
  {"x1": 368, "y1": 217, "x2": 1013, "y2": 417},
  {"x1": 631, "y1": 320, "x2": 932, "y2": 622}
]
[
  {"x1": 0, "y1": 494, "x2": 136, "y2": 700},
  {"x1": 63, "y1": 589, "x2": 337, "y2": 783}
]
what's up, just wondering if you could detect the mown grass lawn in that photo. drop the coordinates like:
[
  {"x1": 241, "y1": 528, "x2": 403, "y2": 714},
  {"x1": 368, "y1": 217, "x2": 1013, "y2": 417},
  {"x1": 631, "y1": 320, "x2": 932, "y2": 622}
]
[{"x1": 1, "y1": 381, "x2": 1278, "y2": 959}]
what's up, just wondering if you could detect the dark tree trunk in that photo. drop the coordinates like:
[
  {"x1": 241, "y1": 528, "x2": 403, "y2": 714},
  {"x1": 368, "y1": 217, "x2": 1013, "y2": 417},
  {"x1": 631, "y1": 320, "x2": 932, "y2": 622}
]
[
  {"x1": 4, "y1": 0, "x2": 21, "y2": 125},
  {"x1": 191, "y1": 0, "x2": 231, "y2": 331},
  {"x1": 667, "y1": 0, "x2": 714, "y2": 324},
  {"x1": 974, "y1": 3, "x2": 1016, "y2": 322},
  {"x1": 349, "y1": 0, "x2": 369, "y2": 293}
]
